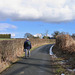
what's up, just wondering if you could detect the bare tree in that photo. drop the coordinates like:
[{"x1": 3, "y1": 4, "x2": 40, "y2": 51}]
[
  {"x1": 45, "y1": 30, "x2": 49, "y2": 36},
  {"x1": 52, "y1": 31, "x2": 60, "y2": 38},
  {"x1": 72, "y1": 33, "x2": 75, "y2": 38}
]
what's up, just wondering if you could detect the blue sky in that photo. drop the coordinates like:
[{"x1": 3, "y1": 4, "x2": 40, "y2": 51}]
[
  {"x1": 0, "y1": 19, "x2": 75, "y2": 38},
  {"x1": 0, "y1": 0, "x2": 75, "y2": 38}
]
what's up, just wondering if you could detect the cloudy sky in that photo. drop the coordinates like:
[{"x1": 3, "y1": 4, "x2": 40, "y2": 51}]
[{"x1": 0, "y1": 0, "x2": 75, "y2": 38}]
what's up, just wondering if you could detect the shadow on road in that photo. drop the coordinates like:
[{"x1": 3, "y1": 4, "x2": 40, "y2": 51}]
[{"x1": 14, "y1": 57, "x2": 58, "y2": 69}]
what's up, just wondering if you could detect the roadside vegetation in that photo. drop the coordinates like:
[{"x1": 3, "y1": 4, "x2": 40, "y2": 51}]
[
  {"x1": 0, "y1": 38, "x2": 14, "y2": 40},
  {"x1": 0, "y1": 32, "x2": 75, "y2": 74},
  {"x1": 52, "y1": 34, "x2": 75, "y2": 75},
  {"x1": 0, "y1": 38, "x2": 55, "y2": 73}
]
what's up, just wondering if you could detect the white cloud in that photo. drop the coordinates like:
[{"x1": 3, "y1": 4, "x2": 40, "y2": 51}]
[
  {"x1": 0, "y1": 0, "x2": 75, "y2": 22},
  {"x1": 0, "y1": 23, "x2": 17, "y2": 30}
]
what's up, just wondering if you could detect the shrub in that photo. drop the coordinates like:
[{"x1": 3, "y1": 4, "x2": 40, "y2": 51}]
[
  {"x1": 0, "y1": 34, "x2": 11, "y2": 38},
  {"x1": 55, "y1": 34, "x2": 75, "y2": 53},
  {"x1": 53, "y1": 34, "x2": 75, "y2": 69}
]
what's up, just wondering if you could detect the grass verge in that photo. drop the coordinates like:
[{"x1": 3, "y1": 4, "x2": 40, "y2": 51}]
[{"x1": 0, "y1": 43, "x2": 51, "y2": 74}]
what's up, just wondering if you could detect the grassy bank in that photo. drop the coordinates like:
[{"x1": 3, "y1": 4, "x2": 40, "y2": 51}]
[
  {"x1": 0, "y1": 38, "x2": 55, "y2": 73},
  {"x1": 52, "y1": 34, "x2": 75, "y2": 75},
  {"x1": 0, "y1": 38, "x2": 14, "y2": 40}
]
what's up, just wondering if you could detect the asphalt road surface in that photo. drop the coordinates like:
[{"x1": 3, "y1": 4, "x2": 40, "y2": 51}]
[{"x1": 0, "y1": 44, "x2": 55, "y2": 75}]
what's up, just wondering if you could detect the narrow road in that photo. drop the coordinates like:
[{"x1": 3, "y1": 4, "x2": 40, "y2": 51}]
[{"x1": 0, "y1": 44, "x2": 55, "y2": 75}]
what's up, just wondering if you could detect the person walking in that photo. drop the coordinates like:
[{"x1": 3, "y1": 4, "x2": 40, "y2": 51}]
[{"x1": 24, "y1": 38, "x2": 32, "y2": 58}]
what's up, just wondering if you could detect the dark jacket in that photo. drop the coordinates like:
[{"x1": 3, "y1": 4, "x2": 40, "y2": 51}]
[{"x1": 24, "y1": 40, "x2": 32, "y2": 49}]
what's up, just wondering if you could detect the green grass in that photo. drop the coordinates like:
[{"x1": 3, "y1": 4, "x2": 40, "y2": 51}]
[
  {"x1": 53, "y1": 57, "x2": 75, "y2": 75},
  {"x1": 0, "y1": 38, "x2": 14, "y2": 40},
  {"x1": 30, "y1": 42, "x2": 55, "y2": 51},
  {"x1": 55, "y1": 65, "x2": 65, "y2": 74}
]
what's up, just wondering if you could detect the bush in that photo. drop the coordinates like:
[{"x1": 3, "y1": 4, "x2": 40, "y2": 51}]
[
  {"x1": 0, "y1": 34, "x2": 11, "y2": 38},
  {"x1": 55, "y1": 34, "x2": 75, "y2": 52},
  {"x1": 53, "y1": 34, "x2": 75, "y2": 69},
  {"x1": 0, "y1": 38, "x2": 55, "y2": 63}
]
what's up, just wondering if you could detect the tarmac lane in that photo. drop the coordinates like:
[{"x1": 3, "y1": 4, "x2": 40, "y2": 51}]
[{"x1": 0, "y1": 44, "x2": 55, "y2": 75}]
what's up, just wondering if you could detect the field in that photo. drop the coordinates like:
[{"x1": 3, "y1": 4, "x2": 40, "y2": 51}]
[{"x1": 0, "y1": 38, "x2": 14, "y2": 40}]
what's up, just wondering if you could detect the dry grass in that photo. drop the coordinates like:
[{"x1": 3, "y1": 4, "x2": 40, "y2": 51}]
[
  {"x1": 54, "y1": 34, "x2": 75, "y2": 53},
  {"x1": 53, "y1": 35, "x2": 75, "y2": 75},
  {"x1": 53, "y1": 34, "x2": 75, "y2": 74},
  {"x1": 0, "y1": 38, "x2": 55, "y2": 73}
]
